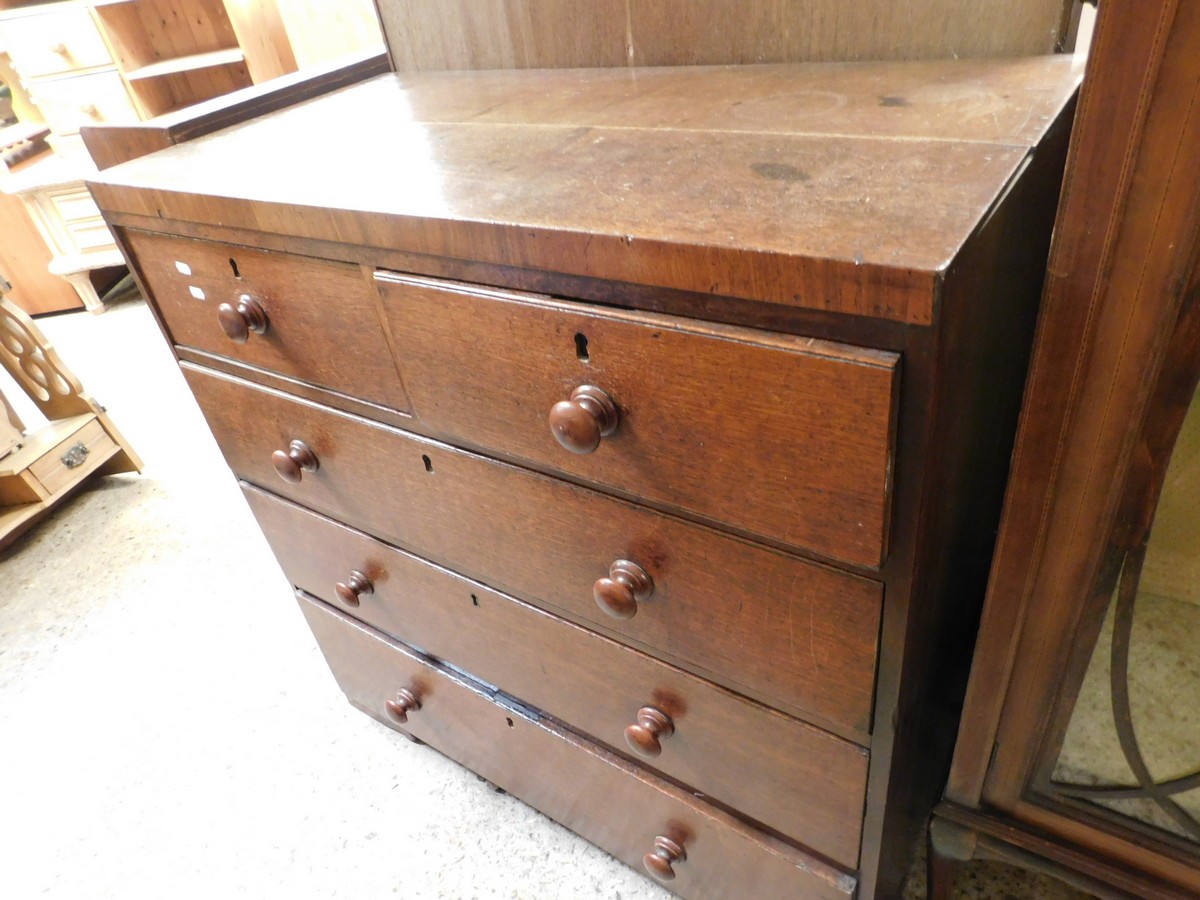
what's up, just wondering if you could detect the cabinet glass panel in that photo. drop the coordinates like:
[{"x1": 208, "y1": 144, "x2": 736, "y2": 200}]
[{"x1": 1049, "y1": 383, "x2": 1200, "y2": 842}]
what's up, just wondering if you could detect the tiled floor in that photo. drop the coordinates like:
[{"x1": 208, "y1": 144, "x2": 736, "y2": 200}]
[{"x1": 0, "y1": 297, "x2": 1093, "y2": 898}]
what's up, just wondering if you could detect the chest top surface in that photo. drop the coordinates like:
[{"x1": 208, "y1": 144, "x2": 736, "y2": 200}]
[{"x1": 90, "y1": 55, "x2": 1082, "y2": 324}]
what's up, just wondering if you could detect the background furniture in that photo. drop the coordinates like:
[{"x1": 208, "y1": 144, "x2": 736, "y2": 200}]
[
  {"x1": 0, "y1": 283, "x2": 140, "y2": 550},
  {"x1": 930, "y1": 0, "x2": 1200, "y2": 897},
  {"x1": 86, "y1": 2, "x2": 1087, "y2": 897},
  {"x1": 0, "y1": 0, "x2": 381, "y2": 314},
  {"x1": 0, "y1": 124, "x2": 85, "y2": 315}
]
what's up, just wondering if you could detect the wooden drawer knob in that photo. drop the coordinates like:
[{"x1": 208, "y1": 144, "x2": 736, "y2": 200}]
[
  {"x1": 643, "y1": 836, "x2": 686, "y2": 882},
  {"x1": 593, "y1": 559, "x2": 653, "y2": 619},
  {"x1": 334, "y1": 570, "x2": 372, "y2": 608},
  {"x1": 385, "y1": 687, "x2": 421, "y2": 724},
  {"x1": 217, "y1": 294, "x2": 269, "y2": 343},
  {"x1": 548, "y1": 385, "x2": 618, "y2": 454},
  {"x1": 271, "y1": 439, "x2": 318, "y2": 484},
  {"x1": 625, "y1": 707, "x2": 674, "y2": 758}
]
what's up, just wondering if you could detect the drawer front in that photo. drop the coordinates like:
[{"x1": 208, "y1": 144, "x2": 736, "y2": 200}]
[
  {"x1": 247, "y1": 485, "x2": 868, "y2": 865},
  {"x1": 377, "y1": 273, "x2": 899, "y2": 569},
  {"x1": 298, "y1": 593, "x2": 857, "y2": 900},
  {"x1": 0, "y1": 8, "x2": 112, "y2": 78},
  {"x1": 125, "y1": 231, "x2": 411, "y2": 413},
  {"x1": 63, "y1": 217, "x2": 116, "y2": 253},
  {"x1": 187, "y1": 365, "x2": 881, "y2": 735},
  {"x1": 28, "y1": 70, "x2": 138, "y2": 136},
  {"x1": 50, "y1": 189, "x2": 102, "y2": 224},
  {"x1": 29, "y1": 417, "x2": 115, "y2": 495}
]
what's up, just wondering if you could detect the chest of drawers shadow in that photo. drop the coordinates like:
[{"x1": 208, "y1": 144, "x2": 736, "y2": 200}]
[{"x1": 90, "y1": 58, "x2": 1082, "y2": 898}]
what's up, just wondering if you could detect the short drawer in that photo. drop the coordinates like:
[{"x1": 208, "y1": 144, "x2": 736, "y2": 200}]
[
  {"x1": 28, "y1": 70, "x2": 138, "y2": 136},
  {"x1": 49, "y1": 189, "x2": 102, "y2": 224},
  {"x1": 376, "y1": 273, "x2": 899, "y2": 569},
  {"x1": 0, "y1": 7, "x2": 112, "y2": 78},
  {"x1": 125, "y1": 230, "x2": 410, "y2": 413},
  {"x1": 298, "y1": 593, "x2": 858, "y2": 900},
  {"x1": 186, "y1": 365, "x2": 882, "y2": 736},
  {"x1": 63, "y1": 217, "x2": 116, "y2": 253},
  {"x1": 29, "y1": 417, "x2": 116, "y2": 495},
  {"x1": 247, "y1": 485, "x2": 869, "y2": 865}
]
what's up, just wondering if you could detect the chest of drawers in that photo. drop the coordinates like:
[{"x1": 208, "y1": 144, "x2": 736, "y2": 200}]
[{"x1": 90, "y1": 57, "x2": 1082, "y2": 898}]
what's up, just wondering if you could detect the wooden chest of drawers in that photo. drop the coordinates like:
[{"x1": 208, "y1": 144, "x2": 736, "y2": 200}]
[{"x1": 90, "y1": 57, "x2": 1082, "y2": 898}]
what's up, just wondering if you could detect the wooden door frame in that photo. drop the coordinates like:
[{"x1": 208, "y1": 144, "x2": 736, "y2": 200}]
[{"x1": 933, "y1": 0, "x2": 1200, "y2": 893}]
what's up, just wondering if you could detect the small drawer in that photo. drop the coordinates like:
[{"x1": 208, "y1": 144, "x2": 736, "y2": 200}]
[
  {"x1": 125, "y1": 231, "x2": 410, "y2": 414},
  {"x1": 49, "y1": 189, "x2": 102, "y2": 224},
  {"x1": 186, "y1": 365, "x2": 882, "y2": 736},
  {"x1": 29, "y1": 417, "x2": 116, "y2": 495},
  {"x1": 247, "y1": 485, "x2": 869, "y2": 865},
  {"x1": 28, "y1": 70, "x2": 138, "y2": 136},
  {"x1": 298, "y1": 593, "x2": 858, "y2": 899},
  {"x1": 0, "y1": 8, "x2": 113, "y2": 78},
  {"x1": 376, "y1": 273, "x2": 899, "y2": 569},
  {"x1": 63, "y1": 217, "x2": 116, "y2": 253}
]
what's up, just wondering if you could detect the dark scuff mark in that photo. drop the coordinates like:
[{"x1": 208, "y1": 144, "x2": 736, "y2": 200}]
[{"x1": 750, "y1": 162, "x2": 811, "y2": 183}]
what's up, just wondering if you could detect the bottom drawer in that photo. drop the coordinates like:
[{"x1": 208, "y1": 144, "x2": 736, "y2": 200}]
[{"x1": 298, "y1": 592, "x2": 857, "y2": 900}]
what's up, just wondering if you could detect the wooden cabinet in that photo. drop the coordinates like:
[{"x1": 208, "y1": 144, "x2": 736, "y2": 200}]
[
  {"x1": 930, "y1": 2, "x2": 1200, "y2": 897},
  {"x1": 89, "y1": 49, "x2": 1082, "y2": 898}
]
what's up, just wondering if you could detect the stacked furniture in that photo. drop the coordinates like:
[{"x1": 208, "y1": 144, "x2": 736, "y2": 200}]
[
  {"x1": 0, "y1": 0, "x2": 313, "y2": 311},
  {"x1": 87, "y1": 3, "x2": 1086, "y2": 896}
]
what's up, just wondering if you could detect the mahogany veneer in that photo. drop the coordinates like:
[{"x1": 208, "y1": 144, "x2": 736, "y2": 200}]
[{"x1": 90, "y1": 57, "x2": 1082, "y2": 898}]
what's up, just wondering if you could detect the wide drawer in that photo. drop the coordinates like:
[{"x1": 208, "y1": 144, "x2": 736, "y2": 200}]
[
  {"x1": 124, "y1": 230, "x2": 411, "y2": 413},
  {"x1": 0, "y1": 7, "x2": 112, "y2": 78},
  {"x1": 247, "y1": 484, "x2": 868, "y2": 865},
  {"x1": 298, "y1": 593, "x2": 857, "y2": 900},
  {"x1": 377, "y1": 272, "x2": 899, "y2": 569},
  {"x1": 28, "y1": 70, "x2": 138, "y2": 137},
  {"x1": 186, "y1": 365, "x2": 882, "y2": 736}
]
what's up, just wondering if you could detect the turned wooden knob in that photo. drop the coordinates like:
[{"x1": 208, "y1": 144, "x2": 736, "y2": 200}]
[
  {"x1": 625, "y1": 707, "x2": 674, "y2": 758},
  {"x1": 548, "y1": 385, "x2": 618, "y2": 454},
  {"x1": 51, "y1": 43, "x2": 69, "y2": 55},
  {"x1": 643, "y1": 836, "x2": 686, "y2": 882},
  {"x1": 593, "y1": 559, "x2": 653, "y2": 619},
  {"x1": 217, "y1": 294, "x2": 268, "y2": 343},
  {"x1": 271, "y1": 439, "x2": 318, "y2": 484},
  {"x1": 384, "y1": 687, "x2": 421, "y2": 724},
  {"x1": 334, "y1": 570, "x2": 372, "y2": 607},
  {"x1": 80, "y1": 103, "x2": 100, "y2": 119}
]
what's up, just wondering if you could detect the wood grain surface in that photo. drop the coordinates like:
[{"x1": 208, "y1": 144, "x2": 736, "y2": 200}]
[
  {"x1": 378, "y1": 273, "x2": 897, "y2": 568},
  {"x1": 377, "y1": 0, "x2": 1073, "y2": 70},
  {"x1": 125, "y1": 230, "x2": 410, "y2": 413},
  {"x1": 90, "y1": 57, "x2": 1082, "y2": 325},
  {"x1": 299, "y1": 593, "x2": 857, "y2": 899},
  {"x1": 185, "y1": 364, "x2": 883, "y2": 737},
  {"x1": 248, "y1": 485, "x2": 869, "y2": 864}
]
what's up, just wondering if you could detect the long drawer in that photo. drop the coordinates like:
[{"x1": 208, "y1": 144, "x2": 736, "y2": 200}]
[
  {"x1": 298, "y1": 592, "x2": 857, "y2": 900},
  {"x1": 186, "y1": 364, "x2": 882, "y2": 736},
  {"x1": 376, "y1": 272, "x2": 900, "y2": 569},
  {"x1": 247, "y1": 484, "x2": 868, "y2": 866},
  {"x1": 124, "y1": 230, "x2": 411, "y2": 413},
  {"x1": 0, "y1": 7, "x2": 112, "y2": 78}
]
